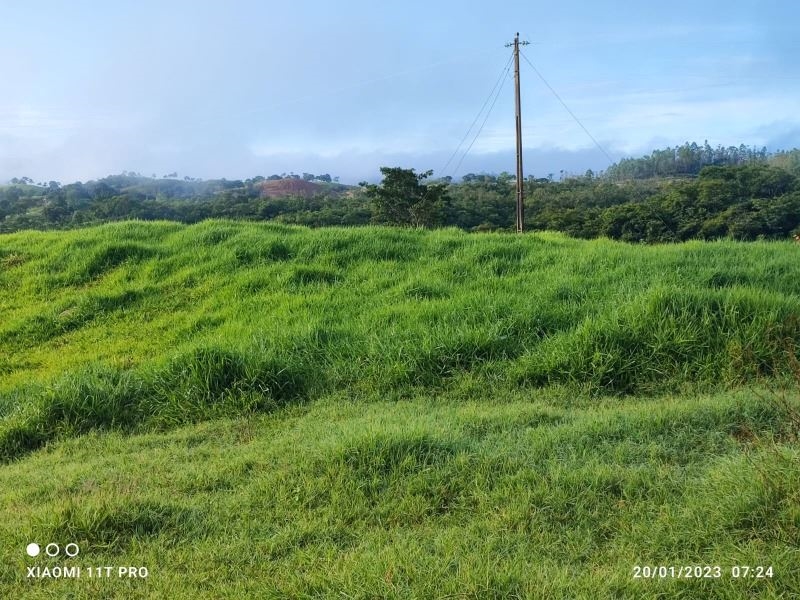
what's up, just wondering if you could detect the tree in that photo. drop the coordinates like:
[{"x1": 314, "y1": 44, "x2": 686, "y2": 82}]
[{"x1": 365, "y1": 167, "x2": 450, "y2": 228}]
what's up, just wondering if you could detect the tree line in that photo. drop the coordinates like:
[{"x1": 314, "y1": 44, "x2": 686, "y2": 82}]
[{"x1": 2, "y1": 145, "x2": 799, "y2": 242}]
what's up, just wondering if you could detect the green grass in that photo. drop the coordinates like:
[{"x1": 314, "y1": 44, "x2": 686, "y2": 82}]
[{"x1": 1, "y1": 220, "x2": 799, "y2": 597}]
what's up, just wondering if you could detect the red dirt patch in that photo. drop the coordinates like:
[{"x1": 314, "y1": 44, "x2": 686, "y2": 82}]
[{"x1": 259, "y1": 179, "x2": 321, "y2": 198}]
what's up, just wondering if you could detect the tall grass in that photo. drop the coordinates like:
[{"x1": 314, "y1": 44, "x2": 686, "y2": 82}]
[
  {"x1": 1, "y1": 221, "x2": 799, "y2": 596},
  {"x1": 1, "y1": 220, "x2": 798, "y2": 460}
]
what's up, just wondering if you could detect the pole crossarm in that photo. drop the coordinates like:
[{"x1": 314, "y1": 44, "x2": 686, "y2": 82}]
[{"x1": 504, "y1": 36, "x2": 530, "y2": 48}]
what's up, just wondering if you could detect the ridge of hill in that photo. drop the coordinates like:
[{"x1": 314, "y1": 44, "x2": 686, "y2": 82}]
[{"x1": 1, "y1": 221, "x2": 799, "y2": 459}]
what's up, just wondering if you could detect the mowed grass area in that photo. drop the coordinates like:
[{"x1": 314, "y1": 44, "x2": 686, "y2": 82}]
[{"x1": 1, "y1": 220, "x2": 799, "y2": 597}]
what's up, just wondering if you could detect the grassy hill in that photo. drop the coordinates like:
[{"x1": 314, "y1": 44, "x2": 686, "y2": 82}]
[{"x1": 1, "y1": 221, "x2": 798, "y2": 598}]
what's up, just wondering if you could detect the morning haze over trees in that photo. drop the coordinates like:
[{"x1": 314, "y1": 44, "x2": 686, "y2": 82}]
[{"x1": 1, "y1": 141, "x2": 799, "y2": 243}]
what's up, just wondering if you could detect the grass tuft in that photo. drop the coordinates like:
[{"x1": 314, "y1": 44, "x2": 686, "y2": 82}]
[{"x1": 43, "y1": 499, "x2": 201, "y2": 552}]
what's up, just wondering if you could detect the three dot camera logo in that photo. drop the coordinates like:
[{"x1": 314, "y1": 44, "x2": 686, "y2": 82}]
[{"x1": 26, "y1": 542, "x2": 80, "y2": 558}]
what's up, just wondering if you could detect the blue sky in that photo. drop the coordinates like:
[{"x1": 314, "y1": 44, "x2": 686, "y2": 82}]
[{"x1": 1, "y1": 0, "x2": 798, "y2": 183}]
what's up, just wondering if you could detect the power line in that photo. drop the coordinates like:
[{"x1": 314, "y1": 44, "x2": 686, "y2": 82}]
[
  {"x1": 389, "y1": 51, "x2": 513, "y2": 225},
  {"x1": 440, "y1": 51, "x2": 514, "y2": 176},
  {"x1": 450, "y1": 55, "x2": 513, "y2": 178},
  {"x1": 519, "y1": 50, "x2": 618, "y2": 165}
]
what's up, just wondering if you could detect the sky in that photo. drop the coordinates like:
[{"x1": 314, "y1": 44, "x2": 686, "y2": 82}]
[{"x1": 1, "y1": 0, "x2": 798, "y2": 184}]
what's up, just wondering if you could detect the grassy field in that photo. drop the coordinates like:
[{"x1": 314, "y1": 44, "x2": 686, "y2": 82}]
[{"x1": 1, "y1": 221, "x2": 798, "y2": 598}]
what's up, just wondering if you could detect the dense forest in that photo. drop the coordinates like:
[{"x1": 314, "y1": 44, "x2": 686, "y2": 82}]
[
  {"x1": 605, "y1": 140, "x2": 772, "y2": 179},
  {"x1": 2, "y1": 143, "x2": 799, "y2": 243}
]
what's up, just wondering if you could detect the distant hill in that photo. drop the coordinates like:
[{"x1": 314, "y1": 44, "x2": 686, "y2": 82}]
[{"x1": 1, "y1": 145, "x2": 799, "y2": 241}]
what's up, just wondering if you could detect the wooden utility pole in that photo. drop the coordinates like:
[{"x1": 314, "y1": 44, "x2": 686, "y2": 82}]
[{"x1": 506, "y1": 33, "x2": 529, "y2": 233}]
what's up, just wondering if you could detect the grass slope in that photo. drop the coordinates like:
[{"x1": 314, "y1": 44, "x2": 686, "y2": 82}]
[{"x1": 1, "y1": 221, "x2": 798, "y2": 598}]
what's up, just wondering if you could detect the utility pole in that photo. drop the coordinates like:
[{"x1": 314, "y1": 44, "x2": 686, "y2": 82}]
[{"x1": 506, "y1": 33, "x2": 529, "y2": 233}]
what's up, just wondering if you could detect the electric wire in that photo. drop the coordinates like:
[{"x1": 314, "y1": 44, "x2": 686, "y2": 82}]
[
  {"x1": 439, "y1": 50, "x2": 514, "y2": 177},
  {"x1": 450, "y1": 55, "x2": 513, "y2": 178},
  {"x1": 393, "y1": 51, "x2": 513, "y2": 217},
  {"x1": 520, "y1": 50, "x2": 618, "y2": 165}
]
